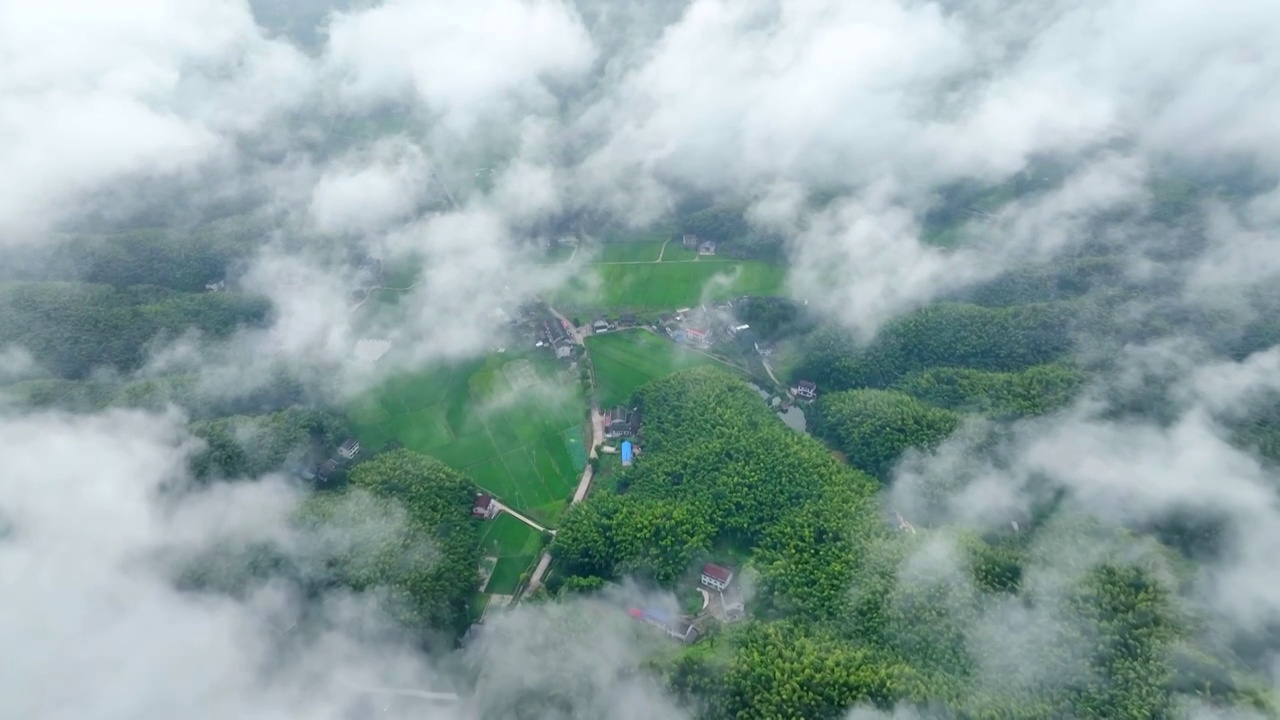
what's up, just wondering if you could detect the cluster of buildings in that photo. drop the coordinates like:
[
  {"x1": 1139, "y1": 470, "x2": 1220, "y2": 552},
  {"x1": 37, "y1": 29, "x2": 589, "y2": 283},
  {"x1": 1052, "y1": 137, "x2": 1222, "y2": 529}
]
[
  {"x1": 589, "y1": 312, "x2": 639, "y2": 335},
  {"x1": 603, "y1": 405, "x2": 642, "y2": 439},
  {"x1": 659, "y1": 302, "x2": 749, "y2": 350},
  {"x1": 624, "y1": 561, "x2": 746, "y2": 645},
  {"x1": 681, "y1": 234, "x2": 717, "y2": 256},
  {"x1": 538, "y1": 316, "x2": 575, "y2": 360}
]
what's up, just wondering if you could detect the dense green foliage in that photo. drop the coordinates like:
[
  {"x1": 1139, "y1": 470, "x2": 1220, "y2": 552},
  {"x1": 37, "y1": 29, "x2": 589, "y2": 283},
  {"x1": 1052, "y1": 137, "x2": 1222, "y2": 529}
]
[
  {"x1": 812, "y1": 389, "x2": 961, "y2": 480},
  {"x1": 792, "y1": 302, "x2": 1073, "y2": 392},
  {"x1": 553, "y1": 367, "x2": 883, "y2": 619},
  {"x1": 182, "y1": 450, "x2": 481, "y2": 645},
  {"x1": 550, "y1": 365, "x2": 1270, "y2": 719},
  {"x1": 732, "y1": 296, "x2": 814, "y2": 342},
  {"x1": 3, "y1": 371, "x2": 306, "y2": 419},
  {"x1": 892, "y1": 363, "x2": 1086, "y2": 418},
  {"x1": 189, "y1": 408, "x2": 351, "y2": 480},
  {"x1": 300, "y1": 450, "x2": 481, "y2": 641},
  {"x1": 0, "y1": 282, "x2": 270, "y2": 378}
]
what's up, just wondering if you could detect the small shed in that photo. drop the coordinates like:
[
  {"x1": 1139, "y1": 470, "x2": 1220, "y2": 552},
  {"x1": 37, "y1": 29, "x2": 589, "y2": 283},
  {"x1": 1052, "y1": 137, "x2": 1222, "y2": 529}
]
[{"x1": 621, "y1": 441, "x2": 634, "y2": 467}]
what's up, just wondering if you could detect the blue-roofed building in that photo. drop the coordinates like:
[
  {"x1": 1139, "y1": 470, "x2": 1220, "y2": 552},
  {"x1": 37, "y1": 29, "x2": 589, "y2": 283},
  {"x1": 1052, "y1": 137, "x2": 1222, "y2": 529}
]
[{"x1": 621, "y1": 441, "x2": 634, "y2": 466}]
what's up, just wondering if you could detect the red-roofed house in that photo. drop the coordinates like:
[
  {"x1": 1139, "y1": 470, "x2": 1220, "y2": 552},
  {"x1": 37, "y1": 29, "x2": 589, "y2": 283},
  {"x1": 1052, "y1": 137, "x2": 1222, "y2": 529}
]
[
  {"x1": 472, "y1": 493, "x2": 498, "y2": 520},
  {"x1": 700, "y1": 563, "x2": 734, "y2": 592}
]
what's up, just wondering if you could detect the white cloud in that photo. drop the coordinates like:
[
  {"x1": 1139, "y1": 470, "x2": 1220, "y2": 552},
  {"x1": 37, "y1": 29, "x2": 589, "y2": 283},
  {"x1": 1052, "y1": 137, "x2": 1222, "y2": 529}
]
[
  {"x1": 0, "y1": 0, "x2": 311, "y2": 241},
  {"x1": 324, "y1": 0, "x2": 595, "y2": 130}
]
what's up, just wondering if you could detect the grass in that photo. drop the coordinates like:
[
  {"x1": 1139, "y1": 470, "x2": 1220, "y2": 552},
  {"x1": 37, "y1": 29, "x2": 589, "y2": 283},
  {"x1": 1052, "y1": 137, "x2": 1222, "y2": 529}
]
[
  {"x1": 348, "y1": 352, "x2": 587, "y2": 526},
  {"x1": 477, "y1": 513, "x2": 544, "y2": 595},
  {"x1": 660, "y1": 245, "x2": 700, "y2": 262},
  {"x1": 586, "y1": 330, "x2": 721, "y2": 407},
  {"x1": 553, "y1": 261, "x2": 786, "y2": 313},
  {"x1": 597, "y1": 241, "x2": 665, "y2": 263}
]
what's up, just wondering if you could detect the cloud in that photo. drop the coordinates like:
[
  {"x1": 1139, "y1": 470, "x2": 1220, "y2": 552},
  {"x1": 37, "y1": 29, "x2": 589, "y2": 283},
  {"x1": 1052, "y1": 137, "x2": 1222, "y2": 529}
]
[
  {"x1": 310, "y1": 138, "x2": 434, "y2": 236},
  {"x1": 0, "y1": 0, "x2": 312, "y2": 241},
  {"x1": 0, "y1": 405, "x2": 702, "y2": 719},
  {"x1": 323, "y1": 0, "x2": 596, "y2": 131}
]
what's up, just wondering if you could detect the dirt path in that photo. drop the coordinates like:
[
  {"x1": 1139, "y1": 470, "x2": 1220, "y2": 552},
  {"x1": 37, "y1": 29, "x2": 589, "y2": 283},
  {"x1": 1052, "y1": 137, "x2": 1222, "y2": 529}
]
[
  {"x1": 491, "y1": 499, "x2": 551, "y2": 534},
  {"x1": 762, "y1": 358, "x2": 782, "y2": 387},
  {"x1": 656, "y1": 239, "x2": 670, "y2": 262}
]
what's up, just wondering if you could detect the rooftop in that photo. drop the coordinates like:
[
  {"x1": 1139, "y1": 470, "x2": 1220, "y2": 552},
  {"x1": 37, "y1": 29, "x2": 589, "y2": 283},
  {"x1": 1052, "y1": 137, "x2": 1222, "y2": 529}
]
[{"x1": 702, "y1": 563, "x2": 733, "y2": 583}]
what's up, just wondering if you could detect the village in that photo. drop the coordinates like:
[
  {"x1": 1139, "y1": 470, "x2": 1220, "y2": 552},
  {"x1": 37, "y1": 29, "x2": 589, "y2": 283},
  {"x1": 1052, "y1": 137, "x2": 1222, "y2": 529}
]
[{"x1": 336, "y1": 250, "x2": 825, "y2": 649}]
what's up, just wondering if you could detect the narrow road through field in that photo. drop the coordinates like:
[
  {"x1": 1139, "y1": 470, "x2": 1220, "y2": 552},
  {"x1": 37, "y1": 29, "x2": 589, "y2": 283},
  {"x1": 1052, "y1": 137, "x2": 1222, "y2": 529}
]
[
  {"x1": 522, "y1": 333, "x2": 604, "y2": 596},
  {"x1": 656, "y1": 239, "x2": 670, "y2": 262},
  {"x1": 491, "y1": 499, "x2": 551, "y2": 534}
]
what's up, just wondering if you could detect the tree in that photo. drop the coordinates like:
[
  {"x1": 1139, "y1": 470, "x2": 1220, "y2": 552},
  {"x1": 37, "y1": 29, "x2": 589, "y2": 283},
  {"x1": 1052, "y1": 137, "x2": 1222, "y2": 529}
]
[
  {"x1": 812, "y1": 389, "x2": 960, "y2": 481},
  {"x1": 188, "y1": 408, "x2": 351, "y2": 481}
]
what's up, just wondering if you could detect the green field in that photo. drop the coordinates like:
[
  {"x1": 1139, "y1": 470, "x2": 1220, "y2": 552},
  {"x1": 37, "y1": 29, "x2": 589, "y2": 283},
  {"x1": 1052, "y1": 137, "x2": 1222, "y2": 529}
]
[
  {"x1": 348, "y1": 353, "x2": 587, "y2": 525},
  {"x1": 586, "y1": 330, "x2": 721, "y2": 406},
  {"x1": 660, "y1": 244, "x2": 700, "y2": 262},
  {"x1": 477, "y1": 513, "x2": 543, "y2": 595},
  {"x1": 553, "y1": 261, "x2": 786, "y2": 312},
  {"x1": 597, "y1": 241, "x2": 665, "y2": 263}
]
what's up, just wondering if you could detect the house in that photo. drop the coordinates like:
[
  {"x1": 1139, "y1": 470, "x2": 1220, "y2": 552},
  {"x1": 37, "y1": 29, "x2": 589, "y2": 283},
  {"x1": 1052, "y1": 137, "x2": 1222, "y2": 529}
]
[
  {"x1": 682, "y1": 234, "x2": 699, "y2": 250},
  {"x1": 628, "y1": 607, "x2": 699, "y2": 644},
  {"x1": 700, "y1": 563, "x2": 734, "y2": 592},
  {"x1": 338, "y1": 439, "x2": 361, "y2": 460},
  {"x1": 684, "y1": 327, "x2": 711, "y2": 346},
  {"x1": 620, "y1": 312, "x2": 637, "y2": 326},
  {"x1": 204, "y1": 279, "x2": 226, "y2": 292},
  {"x1": 621, "y1": 441, "x2": 634, "y2": 467},
  {"x1": 753, "y1": 341, "x2": 774, "y2": 357},
  {"x1": 791, "y1": 380, "x2": 818, "y2": 400},
  {"x1": 556, "y1": 345, "x2": 573, "y2": 360},
  {"x1": 698, "y1": 241, "x2": 717, "y2": 256},
  {"x1": 605, "y1": 406, "x2": 640, "y2": 438},
  {"x1": 592, "y1": 319, "x2": 610, "y2": 333},
  {"x1": 472, "y1": 493, "x2": 498, "y2": 520},
  {"x1": 315, "y1": 459, "x2": 340, "y2": 483}
]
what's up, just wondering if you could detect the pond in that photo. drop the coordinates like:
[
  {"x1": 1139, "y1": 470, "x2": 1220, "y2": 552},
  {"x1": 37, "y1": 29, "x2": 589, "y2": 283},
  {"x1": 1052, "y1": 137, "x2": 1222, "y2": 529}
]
[{"x1": 750, "y1": 383, "x2": 807, "y2": 433}]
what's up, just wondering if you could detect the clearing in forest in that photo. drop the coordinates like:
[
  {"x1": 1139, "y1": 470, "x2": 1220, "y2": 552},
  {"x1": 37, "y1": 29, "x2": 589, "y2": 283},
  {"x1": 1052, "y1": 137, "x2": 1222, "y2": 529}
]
[
  {"x1": 586, "y1": 329, "x2": 721, "y2": 407},
  {"x1": 347, "y1": 352, "x2": 586, "y2": 526}
]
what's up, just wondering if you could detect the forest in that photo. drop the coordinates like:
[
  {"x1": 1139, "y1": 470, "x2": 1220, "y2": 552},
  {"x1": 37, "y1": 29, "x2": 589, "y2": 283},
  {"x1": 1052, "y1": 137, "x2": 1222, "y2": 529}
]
[
  {"x1": 552, "y1": 366, "x2": 1271, "y2": 720},
  {"x1": 0, "y1": 281, "x2": 271, "y2": 379}
]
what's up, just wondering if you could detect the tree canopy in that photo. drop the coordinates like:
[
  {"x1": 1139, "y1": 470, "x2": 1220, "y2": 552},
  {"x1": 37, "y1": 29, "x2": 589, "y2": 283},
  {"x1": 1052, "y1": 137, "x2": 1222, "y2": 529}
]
[
  {"x1": 188, "y1": 407, "x2": 351, "y2": 481},
  {"x1": 811, "y1": 389, "x2": 961, "y2": 481},
  {"x1": 791, "y1": 302, "x2": 1074, "y2": 392},
  {"x1": 0, "y1": 281, "x2": 271, "y2": 379}
]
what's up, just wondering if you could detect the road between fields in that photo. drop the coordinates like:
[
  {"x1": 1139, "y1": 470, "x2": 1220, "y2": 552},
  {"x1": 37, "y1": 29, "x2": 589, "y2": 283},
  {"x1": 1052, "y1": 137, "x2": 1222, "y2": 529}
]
[
  {"x1": 490, "y1": 498, "x2": 552, "y2": 534},
  {"x1": 523, "y1": 309, "x2": 603, "y2": 596}
]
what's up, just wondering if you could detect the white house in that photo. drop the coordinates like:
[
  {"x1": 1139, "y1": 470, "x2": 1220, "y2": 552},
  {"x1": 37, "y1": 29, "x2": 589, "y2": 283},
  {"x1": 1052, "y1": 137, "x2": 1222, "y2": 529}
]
[
  {"x1": 338, "y1": 439, "x2": 361, "y2": 460},
  {"x1": 700, "y1": 563, "x2": 734, "y2": 592},
  {"x1": 791, "y1": 380, "x2": 818, "y2": 400}
]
